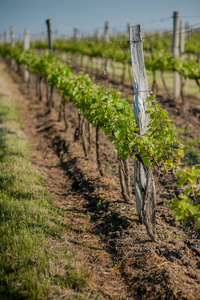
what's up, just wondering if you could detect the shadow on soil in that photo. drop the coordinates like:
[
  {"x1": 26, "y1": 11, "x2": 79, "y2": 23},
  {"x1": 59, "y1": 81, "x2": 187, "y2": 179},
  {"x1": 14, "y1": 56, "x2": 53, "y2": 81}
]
[{"x1": 51, "y1": 133, "x2": 140, "y2": 252}]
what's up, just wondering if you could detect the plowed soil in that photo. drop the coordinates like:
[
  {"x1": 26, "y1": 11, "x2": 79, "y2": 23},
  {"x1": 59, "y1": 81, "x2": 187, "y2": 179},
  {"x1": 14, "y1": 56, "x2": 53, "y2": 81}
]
[{"x1": 1, "y1": 60, "x2": 200, "y2": 300}]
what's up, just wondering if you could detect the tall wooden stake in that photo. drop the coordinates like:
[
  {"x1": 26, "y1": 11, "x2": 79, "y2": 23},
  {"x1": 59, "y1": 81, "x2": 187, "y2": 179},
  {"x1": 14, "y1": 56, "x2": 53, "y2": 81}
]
[
  {"x1": 46, "y1": 19, "x2": 54, "y2": 108},
  {"x1": 73, "y1": 28, "x2": 81, "y2": 43},
  {"x1": 46, "y1": 19, "x2": 53, "y2": 55},
  {"x1": 10, "y1": 26, "x2": 15, "y2": 70},
  {"x1": 173, "y1": 11, "x2": 180, "y2": 100},
  {"x1": 129, "y1": 25, "x2": 157, "y2": 242},
  {"x1": 73, "y1": 28, "x2": 80, "y2": 66},
  {"x1": 24, "y1": 29, "x2": 30, "y2": 51},
  {"x1": 180, "y1": 20, "x2": 186, "y2": 101},
  {"x1": 104, "y1": 21, "x2": 110, "y2": 76},
  {"x1": 10, "y1": 26, "x2": 15, "y2": 47},
  {"x1": 185, "y1": 22, "x2": 190, "y2": 40},
  {"x1": 104, "y1": 21, "x2": 109, "y2": 43},
  {"x1": 23, "y1": 29, "x2": 30, "y2": 83}
]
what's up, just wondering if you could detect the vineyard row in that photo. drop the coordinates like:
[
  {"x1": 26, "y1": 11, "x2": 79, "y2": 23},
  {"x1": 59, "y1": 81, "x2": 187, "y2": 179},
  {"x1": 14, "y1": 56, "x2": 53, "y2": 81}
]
[
  {"x1": 32, "y1": 40, "x2": 200, "y2": 82},
  {"x1": 0, "y1": 43, "x2": 199, "y2": 240}
]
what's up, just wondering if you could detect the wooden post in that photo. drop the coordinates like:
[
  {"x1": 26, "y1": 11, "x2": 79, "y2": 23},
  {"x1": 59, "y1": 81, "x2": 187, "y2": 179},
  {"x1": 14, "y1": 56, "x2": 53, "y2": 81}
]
[
  {"x1": 180, "y1": 20, "x2": 186, "y2": 101},
  {"x1": 24, "y1": 29, "x2": 30, "y2": 51},
  {"x1": 129, "y1": 24, "x2": 157, "y2": 242},
  {"x1": 95, "y1": 28, "x2": 101, "y2": 73},
  {"x1": 10, "y1": 27, "x2": 15, "y2": 70},
  {"x1": 73, "y1": 28, "x2": 77, "y2": 43},
  {"x1": 46, "y1": 19, "x2": 54, "y2": 108},
  {"x1": 73, "y1": 28, "x2": 80, "y2": 66},
  {"x1": 150, "y1": 29, "x2": 155, "y2": 52},
  {"x1": 185, "y1": 22, "x2": 190, "y2": 40},
  {"x1": 23, "y1": 29, "x2": 30, "y2": 83},
  {"x1": 73, "y1": 28, "x2": 80, "y2": 43},
  {"x1": 46, "y1": 19, "x2": 53, "y2": 55},
  {"x1": 104, "y1": 21, "x2": 110, "y2": 76},
  {"x1": 10, "y1": 26, "x2": 15, "y2": 47},
  {"x1": 172, "y1": 11, "x2": 180, "y2": 100},
  {"x1": 104, "y1": 21, "x2": 109, "y2": 43}
]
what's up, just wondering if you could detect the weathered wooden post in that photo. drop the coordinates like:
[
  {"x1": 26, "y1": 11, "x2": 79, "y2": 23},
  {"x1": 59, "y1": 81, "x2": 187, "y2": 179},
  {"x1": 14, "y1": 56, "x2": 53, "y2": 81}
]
[
  {"x1": 10, "y1": 26, "x2": 15, "y2": 47},
  {"x1": 10, "y1": 26, "x2": 15, "y2": 70},
  {"x1": 46, "y1": 19, "x2": 53, "y2": 55},
  {"x1": 104, "y1": 21, "x2": 110, "y2": 76},
  {"x1": 185, "y1": 22, "x2": 190, "y2": 41},
  {"x1": 23, "y1": 29, "x2": 30, "y2": 83},
  {"x1": 180, "y1": 20, "x2": 186, "y2": 101},
  {"x1": 24, "y1": 29, "x2": 30, "y2": 51},
  {"x1": 172, "y1": 11, "x2": 180, "y2": 100},
  {"x1": 73, "y1": 28, "x2": 81, "y2": 66},
  {"x1": 73, "y1": 28, "x2": 78, "y2": 43},
  {"x1": 46, "y1": 19, "x2": 54, "y2": 108},
  {"x1": 129, "y1": 24, "x2": 157, "y2": 242},
  {"x1": 104, "y1": 21, "x2": 109, "y2": 43},
  {"x1": 95, "y1": 28, "x2": 101, "y2": 72}
]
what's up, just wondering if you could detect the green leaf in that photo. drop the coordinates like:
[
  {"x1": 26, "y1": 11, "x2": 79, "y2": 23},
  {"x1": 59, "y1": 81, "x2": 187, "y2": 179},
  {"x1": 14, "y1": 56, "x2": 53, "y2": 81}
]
[{"x1": 143, "y1": 157, "x2": 151, "y2": 166}]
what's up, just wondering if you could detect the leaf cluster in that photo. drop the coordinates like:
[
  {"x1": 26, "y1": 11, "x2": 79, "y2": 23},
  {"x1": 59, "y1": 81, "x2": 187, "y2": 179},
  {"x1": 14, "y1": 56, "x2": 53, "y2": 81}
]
[
  {"x1": 1, "y1": 44, "x2": 199, "y2": 230},
  {"x1": 33, "y1": 40, "x2": 200, "y2": 80},
  {"x1": 170, "y1": 165, "x2": 200, "y2": 229}
]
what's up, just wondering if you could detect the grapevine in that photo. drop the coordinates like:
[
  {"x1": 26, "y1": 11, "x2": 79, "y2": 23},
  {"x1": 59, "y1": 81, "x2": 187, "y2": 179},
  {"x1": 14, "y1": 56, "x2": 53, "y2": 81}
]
[
  {"x1": 34, "y1": 40, "x2": 200, "y2": 83},
  {"x1": 0, "y1": 44, "x2": 199, "y2": 236}
]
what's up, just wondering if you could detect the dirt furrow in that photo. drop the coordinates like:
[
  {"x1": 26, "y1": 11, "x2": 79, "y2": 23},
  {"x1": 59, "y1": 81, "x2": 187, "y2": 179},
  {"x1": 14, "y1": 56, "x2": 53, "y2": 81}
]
[{"x1": 1, "y1": 61, "x2": 200, "y2": 299}]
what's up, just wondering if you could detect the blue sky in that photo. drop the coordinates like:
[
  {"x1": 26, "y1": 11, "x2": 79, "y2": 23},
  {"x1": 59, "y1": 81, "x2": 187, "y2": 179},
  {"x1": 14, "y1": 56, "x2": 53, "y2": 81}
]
[{"x1": 0, "y1": 0, "x2": 200, "y2": 39}]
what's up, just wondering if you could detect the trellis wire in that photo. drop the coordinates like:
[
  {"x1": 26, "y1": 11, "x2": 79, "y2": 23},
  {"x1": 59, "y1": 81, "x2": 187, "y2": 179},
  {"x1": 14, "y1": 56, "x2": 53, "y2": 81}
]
[{"x1": 6, "y1": 20, "x2": 200, "y2": 46}]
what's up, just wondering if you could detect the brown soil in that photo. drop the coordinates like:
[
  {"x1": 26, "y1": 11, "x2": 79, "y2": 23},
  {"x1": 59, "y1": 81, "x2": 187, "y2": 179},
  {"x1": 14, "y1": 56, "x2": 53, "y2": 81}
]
[{"x1": 1, "y1": 60, "x2": 200, "y2": 300}]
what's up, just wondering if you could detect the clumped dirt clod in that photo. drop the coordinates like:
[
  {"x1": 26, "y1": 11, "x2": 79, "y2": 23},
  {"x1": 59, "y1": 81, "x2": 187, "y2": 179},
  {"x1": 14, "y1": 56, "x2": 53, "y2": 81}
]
[{"x1": 2, "y1": 62, "x2": 200, "y2": 299}]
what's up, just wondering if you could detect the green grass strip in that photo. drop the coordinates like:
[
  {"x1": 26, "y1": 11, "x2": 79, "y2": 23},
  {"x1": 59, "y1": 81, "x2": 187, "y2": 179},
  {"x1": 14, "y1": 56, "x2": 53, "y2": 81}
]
[{"x1": 0, "y1": 89, "x2": 92, "y2": 299}]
